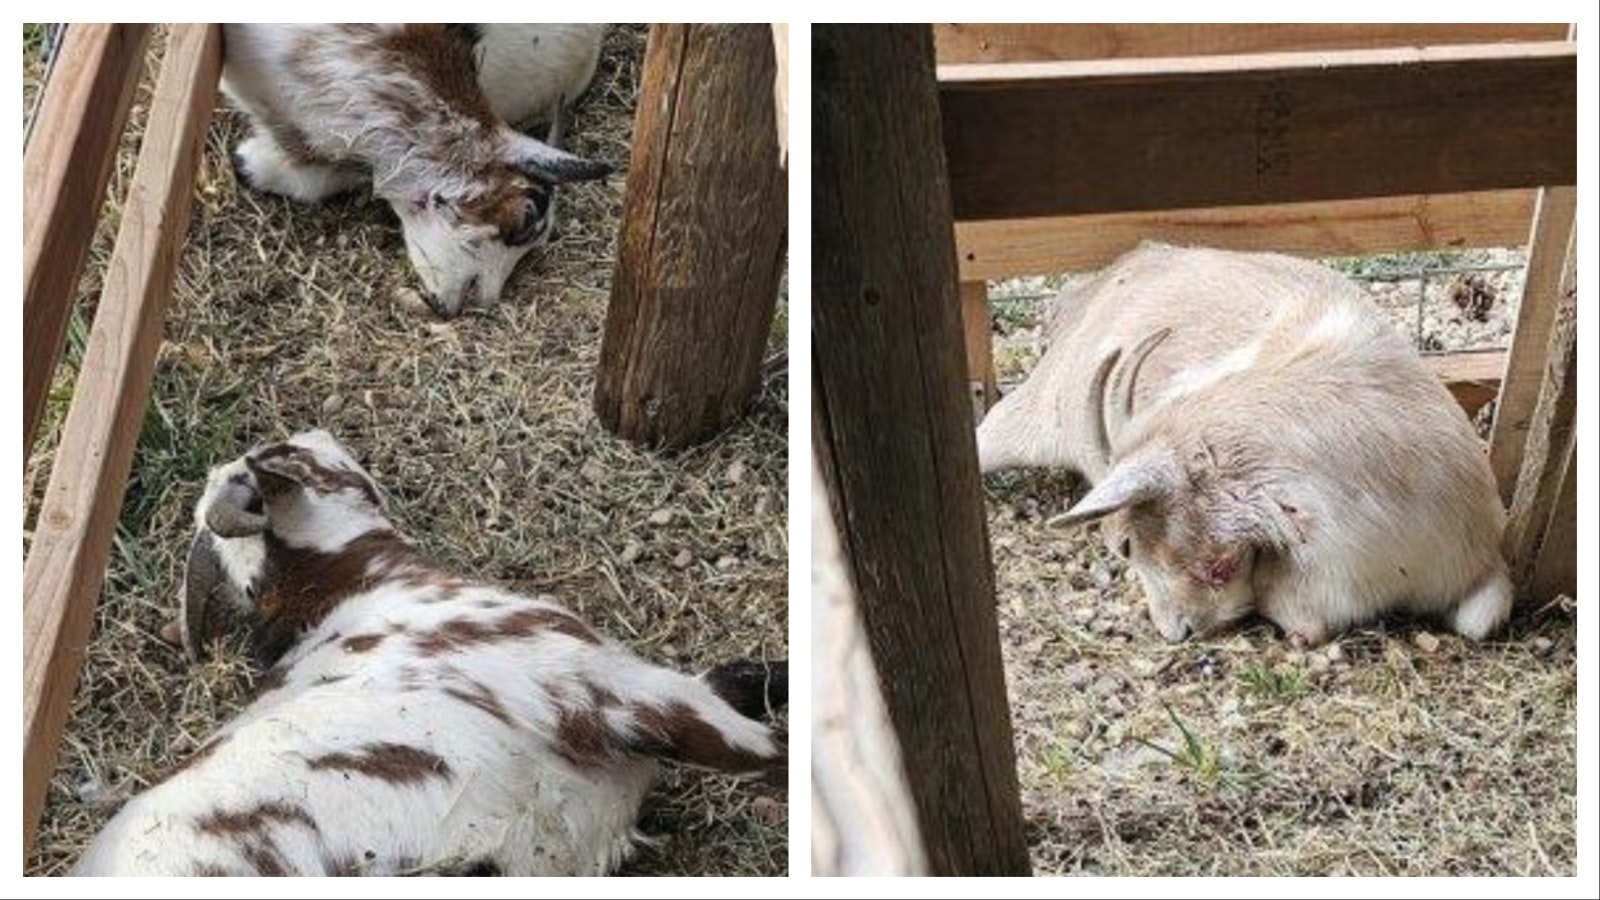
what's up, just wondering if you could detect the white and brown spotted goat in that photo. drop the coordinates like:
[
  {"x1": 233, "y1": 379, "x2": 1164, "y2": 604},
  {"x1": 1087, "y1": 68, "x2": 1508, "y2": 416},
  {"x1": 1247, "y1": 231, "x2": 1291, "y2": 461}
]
[
  {"x1": 222, "y1": 24, "x2": 610, "y2": 315},
  {"x1": 977, "y1": 244, "x2": 1513, "y2": 647},
  {"x1": 73, "y1": 430, "x2": 784, "y2": 876}
]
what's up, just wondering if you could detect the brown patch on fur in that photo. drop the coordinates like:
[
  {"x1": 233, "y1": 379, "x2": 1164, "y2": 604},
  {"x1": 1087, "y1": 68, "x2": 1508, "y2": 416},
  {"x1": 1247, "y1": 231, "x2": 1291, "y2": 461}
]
[
  {"x1": 193, "y1": 862, "x2": 233, "y2": 876},
  {"x1": 373, "y1": 25, "x2": 496, "y2": 127},
  {"x1": 323, "y1": 853, "x2": 363, "y2": 876},
  {"x1": 195, "y1": 801, "x2": 318, "y2": 838},
  {"x1": 628, "y1": 702, "x2": 774, "y2": 776},
  {"x1": 554, "y1": 705, "x2": 612, "y2": 769},
  {"x1": 442, "y1": 679, "x2": 513, "y2": 726},
  {"x1": 306, "y1": 742, "x2": 453, "y2": 785},
  {"x1": 342, "y1": 632, "x2": 386, "y2": 653},
  {"x1": 412, "y1": 606, "x2": 599, "y2": 656},
  {"x1": 252, "y1": 531, "x2": 431, "y2": 664},
  {"x1": 456, "y1": 181, "x2": 547, "y2": 244}
]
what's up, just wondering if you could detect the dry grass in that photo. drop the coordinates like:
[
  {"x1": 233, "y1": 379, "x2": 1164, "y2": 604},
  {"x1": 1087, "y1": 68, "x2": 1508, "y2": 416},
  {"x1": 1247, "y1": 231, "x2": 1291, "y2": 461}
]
[
  {"x1": 24, "y1": 24, "x2": 787, "y2": 876},
  {"x1": 984, "y1": 256, "x2": 1576, "y2": 876}
]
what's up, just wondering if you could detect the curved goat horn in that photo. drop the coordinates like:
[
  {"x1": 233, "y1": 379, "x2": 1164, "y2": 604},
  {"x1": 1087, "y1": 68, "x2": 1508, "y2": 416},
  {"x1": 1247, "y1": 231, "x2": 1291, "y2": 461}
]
[
  {"x1": 1086, "y1": 347, "x2": 1123, "y2": 468},
  {"x1": 1102, "y1": 327, "x2": 1173, "y2": 453}
]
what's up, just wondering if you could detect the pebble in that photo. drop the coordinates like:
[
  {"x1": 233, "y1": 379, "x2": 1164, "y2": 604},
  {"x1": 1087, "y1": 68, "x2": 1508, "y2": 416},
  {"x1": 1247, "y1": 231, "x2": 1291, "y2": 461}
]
[
  {"x1": 1308, "y1": 653, "x2": 1331, "y2": 673},
  {"x1": 1325, "y1": 642, "x2": 1345, "y2": 664},
  {"x1": 1413, "y1": 631, "x2": 1440, "y2": 654},
  {"x1": 725, "y1": 460, "x2": 747, "y2": 484},
  {"x1": 396, "y1": 287, "x2": 431, "y2": 315},
  {"x1": 753, "y1": 495, "x2": 771, "y2": 516},
  {"x1": 1062, "y1": 662, "x2": 1095, "y2": 689},
  {"x1": 620, "y1": 542, "x2": 643, "y2": 564},
  {"x1": 321, "y1": 393, "x2": 345, "y2": 414},
  {"x1": 716, "y1": 555, "x2": 740, "y2": 572},
  {"x1": 751, "y1": 796, "x2": 786, "y2": 825},
  {"x1": 1090, "y1": 675, "x2": 1121, "y2": 697},
  {"x1": 671, "y1": 549, "x2": 693, "y2": 569},
  {"x1": 648, "y1": 509, "x2": 674, "y2": 526},
  {"x1": 1531, "y1": 636, "x2": 1555, "y2": 656}
]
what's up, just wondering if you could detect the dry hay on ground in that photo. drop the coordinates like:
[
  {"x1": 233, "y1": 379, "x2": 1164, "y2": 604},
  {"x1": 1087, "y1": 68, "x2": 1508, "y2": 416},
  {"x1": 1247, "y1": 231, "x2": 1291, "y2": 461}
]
[
  {"x1": 23, "y1": 25, "x2": 787, "y2": 876},
  {"x1": 984, "y1": 254, "x2": 1575, "y2": 875}
]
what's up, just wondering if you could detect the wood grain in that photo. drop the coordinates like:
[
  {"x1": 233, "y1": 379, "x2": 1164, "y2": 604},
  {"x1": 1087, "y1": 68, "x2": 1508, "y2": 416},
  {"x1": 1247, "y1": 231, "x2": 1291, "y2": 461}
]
[
  {"x1": 594, "y1": 24, "x2": 786, "y2": 450},
  {"x1": 813, "y1": 24, "x2": 1030, "y2": 876},
  {"x1": 954, "y1": 190, "x2": 1535, "y2": 281},
  {"x1": 1488, "y1": 186, "x2": 1577, "y2": 503},
  {"x1": 959, "y1": 281, "x2": 997, "y2": 416},
  {"x1": 1529, "y1": 442, "x2": 1576, "y2": 601},
  {"x1": 23, "y1": 24, "x2": 151, "y2": 462},
  {"x1": 934, "y1": 23, "x2": 1569, "y2": 64},
  {"x1": 1420, "y1": 349, "x2": 1508, "y2": 418},
  {"x1": 940, "y1": 42, "x2": 1576, "y2": 221},
  {"x1": 1501, "y1": 226, "x2": 1577, "y2": 598},
  {"x1": 22, "y1": 23, "x2": 221, "y2": 855},
  {"x1": 812, "y1": 454, "x2": 929, "y2": 876}
]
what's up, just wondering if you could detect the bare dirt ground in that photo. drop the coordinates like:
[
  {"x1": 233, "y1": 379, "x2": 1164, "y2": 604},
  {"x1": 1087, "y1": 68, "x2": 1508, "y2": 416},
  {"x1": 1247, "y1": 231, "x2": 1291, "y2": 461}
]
[
  {"x1": 984, "y1": 250, "x2": 1576, "y2": 876},
  {"x1": 24, "y1": 25, "x2": 787, "y2": 876}
]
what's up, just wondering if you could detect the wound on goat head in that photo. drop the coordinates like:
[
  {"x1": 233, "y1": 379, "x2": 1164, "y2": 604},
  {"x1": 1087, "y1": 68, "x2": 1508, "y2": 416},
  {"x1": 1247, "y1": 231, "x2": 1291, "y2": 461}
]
[{"x1": 1193, "y1": 556, "x2": 1239, "y2": 587}]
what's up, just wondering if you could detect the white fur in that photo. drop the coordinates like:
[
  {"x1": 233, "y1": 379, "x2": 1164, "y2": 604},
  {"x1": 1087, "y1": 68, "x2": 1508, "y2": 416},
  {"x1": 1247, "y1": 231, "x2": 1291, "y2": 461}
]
[
  {"x1": 984, "y1": 243, "x2": 1513, "y2": 645},
  {"x1": 75, "y1": 431, "x2": 779, "y2": 876}
]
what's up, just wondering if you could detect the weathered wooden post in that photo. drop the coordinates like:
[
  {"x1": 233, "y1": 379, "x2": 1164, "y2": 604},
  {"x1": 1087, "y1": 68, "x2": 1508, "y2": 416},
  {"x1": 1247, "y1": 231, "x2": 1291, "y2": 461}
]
[
  {"x1": 812, "y1": 24, "x2": 1031, "y2": 876},
  {"x1": 594, "y1": 24, "x2": 787, "y2": 450}
]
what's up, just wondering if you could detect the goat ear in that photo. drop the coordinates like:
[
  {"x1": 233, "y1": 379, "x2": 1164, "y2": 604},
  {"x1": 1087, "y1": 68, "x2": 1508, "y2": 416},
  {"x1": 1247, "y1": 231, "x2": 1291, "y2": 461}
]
[
  {"x1": 204, "y1": 479, "x2": 266, "y2": 538},
  {"x1": 1051, "y1": 457, "x2": 1173, "y2": 528},
  {"x1": 503, "y1": 130, "x2": 612, "y2": 184},
  {"x1": 245, "y1": 453, "x2": 314, "y2": 500},
  {"x1": 1246, "y1": 491, "x2": 1312, "y2": 548},
  {"x1": 179, "y1": 532, "x2": 250, "y2": 661}
]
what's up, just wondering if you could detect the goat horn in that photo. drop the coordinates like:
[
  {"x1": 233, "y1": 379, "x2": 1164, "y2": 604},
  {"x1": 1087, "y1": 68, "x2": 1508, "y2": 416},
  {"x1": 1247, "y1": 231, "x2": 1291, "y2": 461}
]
[
  {"x1": 205, "y1": 480, "x2": 267, "y2": 538},
  {"x1": 1087, "y1": 347, "x2": 1123, "y2": 468},
  {"x1": 1104, "y1": 327, "x2": 1173, "y2": 450}
]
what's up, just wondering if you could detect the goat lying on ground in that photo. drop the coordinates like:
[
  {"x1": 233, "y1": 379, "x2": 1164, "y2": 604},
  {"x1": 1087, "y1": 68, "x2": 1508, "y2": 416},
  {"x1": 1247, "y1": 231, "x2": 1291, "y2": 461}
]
[
  {"x1": 74, "y1": 430, "x2": 785, "y2": 876},
  {"x1": 222, "y1": 24, "x2": 611, "y2": 316},
  {"x1": 977, "y1": 244, "x2": 1512, "y2": 647}
]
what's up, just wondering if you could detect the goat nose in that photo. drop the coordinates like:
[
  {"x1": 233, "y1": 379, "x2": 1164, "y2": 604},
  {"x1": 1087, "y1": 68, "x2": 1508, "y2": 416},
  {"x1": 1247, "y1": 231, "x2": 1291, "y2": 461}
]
[{"x1": 424, "y1": 292, "x2": 454, "y2": 318}]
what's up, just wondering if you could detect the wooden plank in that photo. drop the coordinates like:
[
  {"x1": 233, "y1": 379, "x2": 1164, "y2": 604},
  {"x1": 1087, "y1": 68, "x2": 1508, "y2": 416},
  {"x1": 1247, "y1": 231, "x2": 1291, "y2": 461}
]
[
  {"x1": 941, "y1": 42, "x2": 1576, "y2": 221},
  {"x1": 1528, "y1": 441, "x2": 1576, "y2": 601},
  {"x1": 594, "y1": 24, "x2": 786, "y2": 450},
  {"x1": 1423, "y1": 349, "x2": 1508, "y2": 418},
  {"x1": 772, "y1": 23, "x2": 788, "y2": 163},
  {"x1": 955, "y1": 189, "x2": 1535, "y2": 281},
  {"x1": 22, "y1": 23, "x2": 222, "y2": 855},
  {"x1": 1488, "y1": 186, "x2": 1577, "y2": 503},
  {"x1": 813, "y1": 24, "x2": 1030, "y2": 876},
  {"x1": 935, "y1": 23, "x2": 1570, "y2": 64},
  {"x1": 22, "y1": 24, "x2": 151, "y2": 463},
  {"x1": 1501, "y1": 226, "x2": 1577, "y2": 596},
  {"x1": 812, "y1": 454, "x2": 928, "y2": 876},
  {"x1": 959, "y1": 281, "x2": 997, "y2": 417}
]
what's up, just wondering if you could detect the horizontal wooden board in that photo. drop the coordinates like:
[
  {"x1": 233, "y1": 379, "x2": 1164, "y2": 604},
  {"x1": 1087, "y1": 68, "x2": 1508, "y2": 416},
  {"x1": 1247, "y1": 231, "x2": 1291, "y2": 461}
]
[
  {"x1": 934, "y1": 23, "x2": 1570, "y2": 64},
  {"x1": 941, "y1": 42, "x2": 1576, "y2": 221},
  {"x1": 1423, "y1": 349, "x2": 1507, "y2": 417},
  {"x1": 954, "y1": 189, "x2": 1535, "y2": 280}
]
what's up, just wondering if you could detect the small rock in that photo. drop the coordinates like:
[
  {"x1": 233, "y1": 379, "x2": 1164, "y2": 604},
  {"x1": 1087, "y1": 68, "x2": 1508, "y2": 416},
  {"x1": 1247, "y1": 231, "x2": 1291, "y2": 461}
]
[
  {"x1": 671, "y1": 549, "x2": 693, "y2": 569},
  {"x1": 1130, "y1": 656, "x2": 1162, "y2": 679},
  {"x1": 1325, "y1": 642, "x2": 1345, "y2": 664},
  {"x1": 1090, "y1": 563, "x2": 1114, "y2": 590},
  {"x1": 659, "y1": 643, "x2": 679, "y2": 660},
  {"x1": 751, "y1": 796, "x2": 785, "y2": 825},
  {"x1": 1531, "y1": 636, "x2": 1555, "y2": 656},
  {"x1": 1070, "y1": 605, "x2": 1097, "y2": 625},
  {"x1": 320, "y1": 394, "x2": 345, "y2": 415},
  {"x1": 579, "y1": 459, "x2": 606, "y2": 484},
  {"x1": 753, "y1": 495, "x2": 771, "y2": 516},
  {"x1": 1308, "y1": 653, "x2": 1331, "y2": 673},
  {"x1": 1413, "y1": 631, "x2": 1440, "y2": 654},
  {"x1": 620, "y1": 542, "x2": 643, "y2": 564},
  {"x1": 1062, "y1": 662, "x2": 1094, "y2": 689},
  {"x1": 1021, "y1": 635, "x2": 1048, "y2": 655},
  {"x1": 396, "y1": 287, "x2": 431, "y2": 315},
  {"x1": 715, "y1": 555, "x2": 740, "y2": 572},
  {"x1": 725, "y1": 460, "x2": 747, "y2": 484},
  {"x1": 1090, "y1": 675, "x2": 1121, "y2": 697},
  {"x1": 648, "y1": 509, "x2": 674, "y2": 526}
]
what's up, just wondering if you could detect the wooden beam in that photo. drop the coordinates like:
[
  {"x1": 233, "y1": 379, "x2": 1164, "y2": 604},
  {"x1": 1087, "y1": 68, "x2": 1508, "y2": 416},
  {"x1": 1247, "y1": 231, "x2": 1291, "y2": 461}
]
[
  {"x1": 594, "y1": 24, "x2": 786, "y2": 450},
  {"x1": 23, "y1": 24, "x2": 151, "y2": 463},
  {"x1": 1528, "y1": 441, "x2": 1576, "y2": 601},
  {"x1": 1489, "y1": 186, "x2": 1577, "y2": 503},
  {"x1": 934, "y1": 23, "x2": 1570, "y2": 64},
  {"x1": 959, "y1": 281, "x2": 997, "y2": 417},
  {"x1": 1501, "y1": 226, "x2": 1577, "y2": 597},
  {"x1": 22, "y1": 23, "x2": 221, "y2": 855},
  {"x1": 955, "y1": 189, "x2": 1535, "y2": 281},
  {"x1": 941, "y1": 42, "x2": 1576, "y2": 221},
  {"x1": 771, "y1": 23, "x2": 788, "y2": 164},
  {"x1": 812, "y1": 454, "x2": 928, "y2": 876},
  {"x1": 1423, "y1": 350, "x2": 1508, "y2": 418},
  {"x1": 813, "y1": 24, "x2": 1030, "y2": 876}
]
